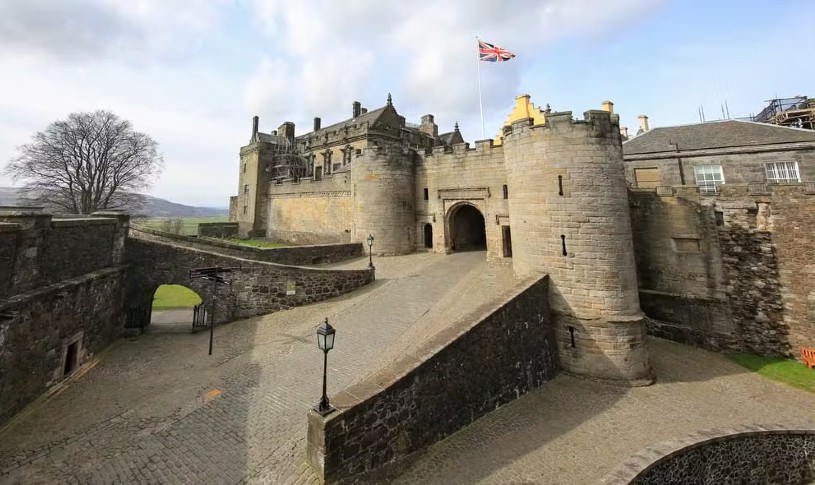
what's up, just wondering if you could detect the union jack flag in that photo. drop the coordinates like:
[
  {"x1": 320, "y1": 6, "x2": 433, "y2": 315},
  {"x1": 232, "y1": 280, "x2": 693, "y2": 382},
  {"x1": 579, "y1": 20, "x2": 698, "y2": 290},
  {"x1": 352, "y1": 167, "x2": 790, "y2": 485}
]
[{"x1": 478, "y1": 39, "x2": 515, "y2": 62}]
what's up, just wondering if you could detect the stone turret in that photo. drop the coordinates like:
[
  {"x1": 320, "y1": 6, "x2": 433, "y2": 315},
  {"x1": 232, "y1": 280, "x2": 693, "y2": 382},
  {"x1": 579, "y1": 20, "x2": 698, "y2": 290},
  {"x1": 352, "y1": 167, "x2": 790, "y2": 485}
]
[
  {"x1": 351, "y1": 145, "x2": 416, "y2": 255},
  {"x1": 502, "y1": 110, "x2": 653, "y2": 384}
]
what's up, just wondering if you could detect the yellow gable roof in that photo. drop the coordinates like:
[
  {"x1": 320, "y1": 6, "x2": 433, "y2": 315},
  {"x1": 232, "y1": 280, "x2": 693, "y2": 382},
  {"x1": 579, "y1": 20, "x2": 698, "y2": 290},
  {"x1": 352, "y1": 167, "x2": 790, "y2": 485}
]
[{"x1": 493, "y1": 94, "x2": 548, "y2": 146}]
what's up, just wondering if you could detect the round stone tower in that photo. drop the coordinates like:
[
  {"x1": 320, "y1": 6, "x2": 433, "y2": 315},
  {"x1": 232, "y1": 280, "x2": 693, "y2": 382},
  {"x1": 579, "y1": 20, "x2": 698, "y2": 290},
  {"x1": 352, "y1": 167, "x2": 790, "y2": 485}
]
[
  {"x1": 351, "y1": 144, "x2": 416, "y2": 255},
  {"x1": 502, "y1": 110, "x2": 653, "y2": 384}
]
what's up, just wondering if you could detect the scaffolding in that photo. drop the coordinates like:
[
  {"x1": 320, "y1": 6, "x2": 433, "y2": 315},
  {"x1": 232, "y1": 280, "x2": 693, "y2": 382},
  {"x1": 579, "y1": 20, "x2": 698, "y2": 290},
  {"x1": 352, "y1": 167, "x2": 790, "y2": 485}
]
[
  {"x1": 750, "y1": 96, "x2": 815, "y2": 130},
  {"x1": 265, "y1": 136, "x2": 310, "y2": 182}
]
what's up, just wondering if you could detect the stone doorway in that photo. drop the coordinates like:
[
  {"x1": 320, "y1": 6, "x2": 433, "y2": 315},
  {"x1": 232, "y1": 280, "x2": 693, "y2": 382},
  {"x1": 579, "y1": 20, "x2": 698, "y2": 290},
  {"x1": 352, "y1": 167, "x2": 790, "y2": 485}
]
[
  {"x1": 449, "y1": 204, "x2": 486, "y2": 252},
  {"x1": 423, "y1": 223, "x2": 433, "y2": 248}
]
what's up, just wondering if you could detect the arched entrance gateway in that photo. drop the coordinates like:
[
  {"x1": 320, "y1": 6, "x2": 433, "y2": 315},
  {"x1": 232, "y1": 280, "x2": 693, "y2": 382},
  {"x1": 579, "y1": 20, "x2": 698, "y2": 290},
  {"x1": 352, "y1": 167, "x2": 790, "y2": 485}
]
[{"x1": 448, "y1": 203, "x2": 487, "y2": 252}]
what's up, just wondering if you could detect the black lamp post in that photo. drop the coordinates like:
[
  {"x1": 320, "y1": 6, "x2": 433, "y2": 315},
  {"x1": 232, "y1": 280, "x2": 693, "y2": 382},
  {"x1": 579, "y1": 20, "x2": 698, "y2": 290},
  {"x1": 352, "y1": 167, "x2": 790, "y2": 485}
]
[
  {"x1": 366, "y1": 234, "x2": 375, "y2": 269},
  {"x1": 315, "y1": 318, "x2": 336, "y2": 416}
]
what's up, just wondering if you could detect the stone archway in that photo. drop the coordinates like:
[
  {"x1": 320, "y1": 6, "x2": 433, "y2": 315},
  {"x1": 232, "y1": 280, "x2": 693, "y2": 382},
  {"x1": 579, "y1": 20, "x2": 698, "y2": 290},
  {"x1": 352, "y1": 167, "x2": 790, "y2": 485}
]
[{"x1": 448, "y1": 204, "x2": 487, "y2": 252}]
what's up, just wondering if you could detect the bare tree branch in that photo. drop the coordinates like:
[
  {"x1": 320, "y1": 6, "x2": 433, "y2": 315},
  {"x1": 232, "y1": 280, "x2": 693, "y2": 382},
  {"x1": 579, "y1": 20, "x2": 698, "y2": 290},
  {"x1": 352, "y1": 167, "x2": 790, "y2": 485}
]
[{"x1": 3, "y1": 110, "x2": 164, "y2": 214}]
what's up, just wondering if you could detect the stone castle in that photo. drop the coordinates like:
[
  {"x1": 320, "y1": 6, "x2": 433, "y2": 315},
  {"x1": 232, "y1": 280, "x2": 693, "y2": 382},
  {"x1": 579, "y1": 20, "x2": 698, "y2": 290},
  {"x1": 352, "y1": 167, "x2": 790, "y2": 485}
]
[
  {"x1": 231, "y1": 94, "x2": 655, "y2": 384},
  {"x1": 231, "y1": 92, "x2": 815, "y2": 385}
]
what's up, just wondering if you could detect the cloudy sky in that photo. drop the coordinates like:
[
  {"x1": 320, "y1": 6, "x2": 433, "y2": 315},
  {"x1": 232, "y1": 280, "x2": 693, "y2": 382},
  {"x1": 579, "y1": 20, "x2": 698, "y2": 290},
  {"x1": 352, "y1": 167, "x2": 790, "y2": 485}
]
[{"x1": 0, "y1": 0, "x2": 812, "y2": 208}]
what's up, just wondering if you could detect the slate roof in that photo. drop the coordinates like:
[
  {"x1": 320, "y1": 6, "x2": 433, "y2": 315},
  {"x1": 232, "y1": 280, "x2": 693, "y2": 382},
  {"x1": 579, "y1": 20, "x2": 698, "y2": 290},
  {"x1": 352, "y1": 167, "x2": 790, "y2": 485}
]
[
  {"x1": 623, "y1": 120, "x2": 815, "y2": 155},
  {"x1": 296, "y1": 106, "x2": 388, "y2": 140}
]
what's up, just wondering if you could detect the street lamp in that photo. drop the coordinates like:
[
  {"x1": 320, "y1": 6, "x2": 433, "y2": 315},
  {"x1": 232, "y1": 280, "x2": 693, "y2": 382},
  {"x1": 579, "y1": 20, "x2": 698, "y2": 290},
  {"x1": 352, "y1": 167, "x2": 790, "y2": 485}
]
[
  {"x1": 366, "y1": 234, "x2": 375, "y2": 269},
  {"x1": 315, "y1": 318, "x2": 336, "y2": 416}
]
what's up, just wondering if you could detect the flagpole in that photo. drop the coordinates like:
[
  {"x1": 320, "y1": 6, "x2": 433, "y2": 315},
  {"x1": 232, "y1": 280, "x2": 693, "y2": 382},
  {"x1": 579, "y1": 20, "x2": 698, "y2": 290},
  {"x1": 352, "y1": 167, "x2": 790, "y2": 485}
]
[{"x1": 476, "y1": 36, "x2": 485, "y2": 140}]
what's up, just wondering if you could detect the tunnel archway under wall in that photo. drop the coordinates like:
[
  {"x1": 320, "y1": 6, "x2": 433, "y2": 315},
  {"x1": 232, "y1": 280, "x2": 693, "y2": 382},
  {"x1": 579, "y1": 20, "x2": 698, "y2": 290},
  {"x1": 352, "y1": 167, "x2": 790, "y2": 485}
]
[
  {"x1": 150, "y1": 284, "x2": 204, "y2": 333},
  {"x1": 447, "y1": 203, "x2": 487, "y2": 252}
]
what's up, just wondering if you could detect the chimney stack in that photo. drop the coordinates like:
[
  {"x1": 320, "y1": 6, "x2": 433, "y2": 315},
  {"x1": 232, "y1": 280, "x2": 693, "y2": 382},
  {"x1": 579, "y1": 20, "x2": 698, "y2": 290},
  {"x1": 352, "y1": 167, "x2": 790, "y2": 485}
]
[
  {"x1": 602, "y1": 100, "x2": 614, "y2": 114},
  {"x1": 352, "y1": 101, "x2": 361, "y2": 118},
  {"x1": 621, "y1": 127, "x2": 629, "y2": 139},
  {"x1": 313, "y1": 117, "x2": 321, "y2": 131},
  {"x1": 638, "y1": 115, "x2": 650, "y2": 133},
  {"x1": 252, "y1": 115, "x2": 259, "y2": 136}
]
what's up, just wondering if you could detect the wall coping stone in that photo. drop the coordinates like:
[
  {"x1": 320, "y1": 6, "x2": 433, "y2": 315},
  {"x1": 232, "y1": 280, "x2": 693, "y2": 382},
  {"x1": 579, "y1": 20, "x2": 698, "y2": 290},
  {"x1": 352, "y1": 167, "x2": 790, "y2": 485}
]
[
  {"x1": 130, "y1": 225, "x2": 362, "y2": 261},
  {"x1": 129, "y1": 228, "x2": 369, "y2": 273},
  {"x1": 51, "y1": 217, "x2": 118, "y2": 227},
  {"x1": 600, "y1": 423, "x2": 815, "y2": 484}
]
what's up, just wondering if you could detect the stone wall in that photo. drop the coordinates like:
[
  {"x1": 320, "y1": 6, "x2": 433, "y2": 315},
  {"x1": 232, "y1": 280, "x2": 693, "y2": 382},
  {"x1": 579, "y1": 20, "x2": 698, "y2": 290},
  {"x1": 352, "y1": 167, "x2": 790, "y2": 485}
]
[
  {"x1": 306, "y1": 276, "x2": 559, "y2": 483},
  {"x1": 502, "y1": 111, "x2": 651, "y2": 384},
  {"x1": 266, "y1": 174, "x2": 353, "y2": 245},
  {"x1": 603, "y1": 425, "x2": 815, "y2": 485},
  {"x1": 197, "y1": 222, "x2": 239, "y2": 238},
  {"x1": 0, "y1": 208, "x2": 126, "y2": 296},
  {"x1": 630, "y1": 183, "x2": 815, "y2": 357},
  {"x1": 125, "y1": 235, "x2": 374, "y2": 324},
  {"x1": 41, "y1": 219, "x2": 116, "y2": 283},
  {"x1": 130, "y1": 226, "x2": 363, "y2": 266},
  {"x1": 0, "y1": 268, "x2": 126, "y2": 425},
  {"x1": 351, "y1": 145, "x2": 416, "y2": 255},
  {"x1": 415, "y1": 140, "x2": 509, "y2": 259}
]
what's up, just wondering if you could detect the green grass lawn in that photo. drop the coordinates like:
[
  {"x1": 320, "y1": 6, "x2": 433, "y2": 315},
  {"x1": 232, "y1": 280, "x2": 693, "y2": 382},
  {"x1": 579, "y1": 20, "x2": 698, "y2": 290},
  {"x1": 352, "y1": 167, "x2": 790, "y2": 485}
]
[
  {"x1": 135, "y1": 216, "x2": 229, "y2": 236},
  {"x1": 152, "y1": 284, "x2": 202, "y2": 310},
  {"x1": 225, "y1": 238, "x2": 290, "y2": 249},
  {"x1": 728, "y1": 352, "x2": 815, "y2": 393}
]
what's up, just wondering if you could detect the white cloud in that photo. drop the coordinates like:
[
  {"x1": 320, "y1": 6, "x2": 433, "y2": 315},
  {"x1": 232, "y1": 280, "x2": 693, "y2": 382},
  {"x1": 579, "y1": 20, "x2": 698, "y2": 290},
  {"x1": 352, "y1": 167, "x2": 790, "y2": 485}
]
[
  {"x1": 0, "y1": 0, "x2": 666, "y2": 208},
  {"x1": 243, "y1": 0, "x2": 664, "y2": 137}
]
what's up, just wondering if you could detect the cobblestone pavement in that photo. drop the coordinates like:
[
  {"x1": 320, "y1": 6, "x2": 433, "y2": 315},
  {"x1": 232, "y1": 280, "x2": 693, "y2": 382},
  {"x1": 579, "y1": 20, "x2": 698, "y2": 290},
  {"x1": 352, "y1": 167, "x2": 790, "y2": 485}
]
[
  {"x1": 391, "y1": 337, "x2": 815, "y2": 485},
  {"x1": 0, "y1": 251, "x2": 516, "y2": 484}
]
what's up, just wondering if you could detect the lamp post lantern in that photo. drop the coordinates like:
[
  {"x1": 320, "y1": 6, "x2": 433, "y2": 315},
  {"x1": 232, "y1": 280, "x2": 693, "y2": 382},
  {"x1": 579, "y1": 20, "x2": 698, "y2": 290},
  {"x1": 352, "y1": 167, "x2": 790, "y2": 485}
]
[
  {"x1": 315, "y1": 318, "x2": 336, "y2": 416},
  {"x1": 366, "y1": 234, "x2": 375, "y2": 269}
]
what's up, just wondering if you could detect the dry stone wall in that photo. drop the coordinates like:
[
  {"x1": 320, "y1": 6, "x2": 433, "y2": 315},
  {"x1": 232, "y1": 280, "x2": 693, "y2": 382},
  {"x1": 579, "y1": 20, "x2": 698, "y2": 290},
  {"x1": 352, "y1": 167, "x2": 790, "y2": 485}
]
[
  {"x1": 604, "y1": 426, "x2": 815, "y2": 485},
  {"x1": 306, "y1": 276, "x2": 558, "y2": 483}
]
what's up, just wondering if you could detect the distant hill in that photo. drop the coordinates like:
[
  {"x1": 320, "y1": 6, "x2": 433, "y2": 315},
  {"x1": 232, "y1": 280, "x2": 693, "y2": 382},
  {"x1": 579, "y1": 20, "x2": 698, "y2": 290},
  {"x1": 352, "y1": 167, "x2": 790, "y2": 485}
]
[{"x1": 0, "y1": 187, "x2": 228, "y2": 218}]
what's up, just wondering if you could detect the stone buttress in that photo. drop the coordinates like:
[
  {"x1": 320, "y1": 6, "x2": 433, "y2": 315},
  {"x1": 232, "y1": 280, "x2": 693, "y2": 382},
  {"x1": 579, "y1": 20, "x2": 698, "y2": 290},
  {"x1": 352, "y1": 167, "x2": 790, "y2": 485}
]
[{"x1": 502, "y1": 110, "x2": 653, "y2": 384}]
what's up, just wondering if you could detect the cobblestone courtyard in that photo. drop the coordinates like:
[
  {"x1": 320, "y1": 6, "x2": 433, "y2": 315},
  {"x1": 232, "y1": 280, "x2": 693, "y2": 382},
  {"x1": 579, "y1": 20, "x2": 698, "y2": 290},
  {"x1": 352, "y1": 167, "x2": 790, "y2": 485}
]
[{"x1": 1, "y1": 252, "x2": 814, "y2": 484}]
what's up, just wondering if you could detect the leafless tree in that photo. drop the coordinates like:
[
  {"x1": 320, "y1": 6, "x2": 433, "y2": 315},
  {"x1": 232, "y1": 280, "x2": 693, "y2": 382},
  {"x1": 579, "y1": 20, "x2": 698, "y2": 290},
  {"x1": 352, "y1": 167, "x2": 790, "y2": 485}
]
[{"x1": 4, "y1": 110, "x2": 163, "y2": 214}]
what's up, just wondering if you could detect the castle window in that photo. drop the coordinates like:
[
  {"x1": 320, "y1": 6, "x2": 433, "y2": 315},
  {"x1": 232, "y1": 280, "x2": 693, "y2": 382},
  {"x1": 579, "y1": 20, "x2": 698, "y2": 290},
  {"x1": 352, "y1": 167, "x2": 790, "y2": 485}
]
[
  {"x1": 693, "y1": 165, "x2": 724, "y2": 194},
  {"x1": 423, "y1": 188, "x2": 429, "y2": 200},
  {"x1": 502, "y1": 184, "x2": 508, "y2": 199},
  {"x1": 242, "y1": 205, "x2": 247, "y2": 215},
  {"x1": 244, "y1": 184, "x2": 249, "y2": 194},
  {"x1": 765, "y1": 161, "x2": 800, "y2": 183},
  {"x1": 323, "y1": 150, "x2": 332, "y2": 174},
  {"x1": 242, "y1": 163, "x2": 246, "y2": 173}
]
